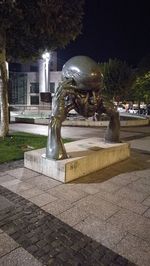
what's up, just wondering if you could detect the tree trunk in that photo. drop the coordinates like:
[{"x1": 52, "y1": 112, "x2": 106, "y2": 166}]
[{"x1": 0, "y1": 32, "x2": 9, "y2": 137}]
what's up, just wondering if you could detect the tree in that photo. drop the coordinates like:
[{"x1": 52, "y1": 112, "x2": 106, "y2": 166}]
[
  {"x1": 130, "y1": 55, "x2": 150, "y2": 106},
  {"x1": 131, "y1": 71, "x2": 150, "y2": 106},
  {"x1": 0, "y1": 0, "x2": 84, "y2": 137},
  {"x1": 138, "y1": 54, "x2": 150, "y2": 75},
  {"x1": 99, "y1": 58, "x2": 134, "y2": 103}
]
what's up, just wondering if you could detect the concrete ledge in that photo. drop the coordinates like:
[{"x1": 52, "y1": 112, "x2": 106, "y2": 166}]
[
  {"x1": 15, "y1": 117, "x2": 149, "y2": 127},
  {"x1": 63, "y1": 119, "x2": 149, "y2": 127},
  {"x1": 120, "y1": 119, "x2": 149, "y2": 126},
  {"x1": 24, "y1": 138, "x2": 130, "y2": 183}
]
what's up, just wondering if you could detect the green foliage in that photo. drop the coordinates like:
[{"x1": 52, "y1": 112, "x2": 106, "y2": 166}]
[
  {"x1": 131, "y1": 71, "x2": 150, "y2": 103},
  {"x1": 0, "y1": 0, "x2": 84, "y2": 137},
  {"x1": 0, "y1": 132, "x2": 72, "y2": 163},
  {"x1": 0, "y1": 0, "x2": 85, "y2": 60},
  {"x1": 99, "y1": 58, "x2": 134, "y2": 101},
  {"x1": 138, "y1": 54, "x2": 150, "y2": 75},
  {"x1": 0, "y1": 132, "x2": 47, "y2": 163}
]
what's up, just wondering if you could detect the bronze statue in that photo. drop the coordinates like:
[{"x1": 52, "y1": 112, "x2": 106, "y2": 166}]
[{"x1": 46, "y1": 56, "x2": 120, "y2": 160}]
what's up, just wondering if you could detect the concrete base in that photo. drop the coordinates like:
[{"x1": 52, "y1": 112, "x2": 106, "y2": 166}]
[{"x1": 24, "y1": 138, "x2": 130, "y2": 183}]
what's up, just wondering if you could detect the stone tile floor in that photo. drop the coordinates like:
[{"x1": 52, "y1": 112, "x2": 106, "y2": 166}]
[
  {"x1": 0, "y1": 148, "x2": 150, "y2": 265},
  {"x1": 0, "y1": 186, "x2": 134, "y2": 266}
]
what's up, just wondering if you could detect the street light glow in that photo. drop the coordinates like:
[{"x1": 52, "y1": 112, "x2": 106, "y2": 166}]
[{"x1": 42, "y1": 51, "x2": 50, "y2": 60}]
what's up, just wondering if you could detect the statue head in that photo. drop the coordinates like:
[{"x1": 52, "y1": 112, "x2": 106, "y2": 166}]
[{"x1": 62, "y1": 55, "x2": 103, "y2": 92}]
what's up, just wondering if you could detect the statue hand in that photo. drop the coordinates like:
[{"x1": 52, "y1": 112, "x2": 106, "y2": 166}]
[{"x1": 56, "y1": 78, "x2": 77, "y2": 99}]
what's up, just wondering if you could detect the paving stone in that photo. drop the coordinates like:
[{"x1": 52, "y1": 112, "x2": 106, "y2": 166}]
[
  {"x1": 129, "y1": 137, "x2": 150, "y2": 152},
  {"x1": 11, "y1": 231, "x2": 23, "y2": 241},
  {"x1": 75, "y1": 194, "x2": 120, "y2": 221},
  {"x1": 41, "y1": 198, "x2": 73, "y2": 215},
  {"x1": 90, "y1": 245, "x2": 108, "y2": 262},
  {"x1": 56, "y1": 206, "x2": 89, "y2": 227},
  {"x1": 2, "y1": 181, "x2": 34, "y2": 193},
  {"x1": 94, "y1": 189, "x2": 124, "y2": 204},
  {"x1": 67, "y1": 182, "x2": 104, "y2": 194},
  {"x1": 137, "y1": 176, "x2": 150, "y2": 186},
  {"x1": 0, "y1": 210, "x2": 13, "y2": 224},
  {"x1": 0, "y1": 171, "x2": 7, "y2": 177},
  {"x1": 0, "y1": 195, "x2": 13, "y2": 210},
  {"x1": 6, "y1": 167, "x2": 40, "y2": 180},
  {"x1": 26, "y1": 174, "x2": 61, "y2": 190},
  {"x1": 0, "y1": 160, "x2": 24, "y2": 172},
  {"x1": 107, "y1": 209, "x2": 150, "y2": 243},
  {"x1": 0, "y1": 184, "x2": 135, "y2": 266},
  {"x1": 112, "y1": 186, "x2": 149, "y2": 202},
  {"x1": 143, "y1": 208, "x2": 150, "y2": 218},
  {"x1": 142, "y1": 196, "x2": 150, "y2": 207},
  {"x1": 0, "y1": 247, "x2": 43, "y2": 266},
  {"x1": 74, "y1": 215, "x2": 127, "y2": 249},
  {"x1": 95, "y1": 187, "x2": 148, "y2": 215},
  {"x1": 127, "y1": 180, "x2": 150, "y2": 194},
  {"x1": 115, "y1": 233, "x2": 150, "y2": 266},
  {"x1": 1, "y1": 222, "x2": 21, "y2": 235},
  {"x1": 29, "y1": 192, "x2": 57, "y2": 207},
  {"x1": 92, "y1": 179, "x2": 122, "y2": 193},
  {"x1": 110, "y1": 172, "x2": 140, "y2": 186},
  {"x1": 1, "y1": 179, "x2": 21, "y2": 188},
  {"x1": 0, "y1": 232, "x2": 19, "y2": 257},
  {"x1": 100, "y1": 248, "x2": 119, "y2": 265},
  {"x1": 110, "y1": 255, "x2": 134, "y2": 266},
  {"x1": 115, "y1": 198, "x2": 149, "y2": 215},
  {"x1": 27, "y1": 245, "x2": 39, "y2": 253},
  {"x1": 47, "y1": 184, "x2": 89, "y2": 203},
  {"x1": 57, "y1": 247, "x2": 75, "y2": 262},
  {"x1": 132, "y1": 169, "x2": 150, "y2": 178},
  {"x1": 0, "y1": 174, "x2": 17, "y2": 184},
  {"x1": 17, "y1": 187, "x2": 44, "y2": 199}
]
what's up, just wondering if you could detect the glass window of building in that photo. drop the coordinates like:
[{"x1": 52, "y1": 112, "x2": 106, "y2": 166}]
[
  {"x1": 30, "y1": 95, "x2": 39, "y2": 105},
  {"x1": 9, "y1": 63, "x2": 22, "y2": 72},
  {"x1": 30, "y1": 65, "x2": 39, "y2": 72},
  {"x1": 9, "y1": 72, "x2": 27, "y2": 104},
  {"x1": 30, "y1": 83, "x2": 39, "y2": 93},
  {"x1": 50, "y1": 82, "x2": 55, "y2": 93}
]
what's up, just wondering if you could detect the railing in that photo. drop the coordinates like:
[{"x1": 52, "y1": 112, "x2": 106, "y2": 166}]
[{"x1": 9, "y1": 104, "x2": 51, "y2": 112}]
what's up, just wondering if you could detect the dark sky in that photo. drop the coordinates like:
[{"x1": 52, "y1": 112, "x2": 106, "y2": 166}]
[{"x1": 57, "y1": 0, "x2": 150, "y2": 69}]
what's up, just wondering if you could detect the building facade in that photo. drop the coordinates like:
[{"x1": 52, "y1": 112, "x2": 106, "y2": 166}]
[{"x1": 8, "y1": 51, "x2": 62, "y2": 106}]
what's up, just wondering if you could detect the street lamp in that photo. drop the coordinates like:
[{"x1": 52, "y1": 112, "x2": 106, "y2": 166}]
[{"x1": 42, "y1": 51, "x2": 50, "y2": 61}]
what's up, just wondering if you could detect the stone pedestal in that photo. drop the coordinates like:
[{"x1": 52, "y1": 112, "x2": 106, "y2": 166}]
[{"x1": 24, "y1": 138, "x2": 130, "y2": 183}]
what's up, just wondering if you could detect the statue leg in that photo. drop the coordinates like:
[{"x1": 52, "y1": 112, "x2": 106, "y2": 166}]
[
  {"x1": 46, "y1": 116, "x2": 68, "y2": 160},
  {"x1": 105, "y1": 111, "x2": 120, "y2": 143}
]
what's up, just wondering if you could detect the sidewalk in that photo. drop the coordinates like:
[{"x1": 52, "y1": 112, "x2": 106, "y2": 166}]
[
  {"x1": 0, "y1": 124, "x2": 150, "y2": 265},
  {"x1": 9, "y1": 123, "x2": 149, "y2": 140}
]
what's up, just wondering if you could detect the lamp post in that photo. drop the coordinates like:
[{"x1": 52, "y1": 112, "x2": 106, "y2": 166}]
[
  {"x1": 39, "y1": 51, "x2": 51, "y2": 104},
  {"x1": 42, "y1": 51, "x2": 50, "y2": 92}
]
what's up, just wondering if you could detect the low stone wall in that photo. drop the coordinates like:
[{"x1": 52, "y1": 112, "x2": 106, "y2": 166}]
[
  {"x1": 15, "y1": 116, "x2": 149, "y2": 127},
  {"x1": 120, "y1": 119, "x2": 149, "y2": 126}
]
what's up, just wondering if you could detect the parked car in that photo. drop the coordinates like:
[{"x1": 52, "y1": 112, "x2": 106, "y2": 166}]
[
  {"x1": 117, "y1": 105, "x2": 126, "y2": 112},
  {"x1": 138, "y1": 108, "x2": 147, "y2": 115},
  {"x1": 128, "y1": 107, "x2": 139, "y2": 114},
  {"x1": 146, "y1": 104, "x2": 150, "y2": 115}
]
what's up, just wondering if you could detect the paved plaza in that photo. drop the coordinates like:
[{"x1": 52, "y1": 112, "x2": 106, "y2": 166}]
[{"x1": 0, "y1": 123, "x2": 150, "y2": 265}]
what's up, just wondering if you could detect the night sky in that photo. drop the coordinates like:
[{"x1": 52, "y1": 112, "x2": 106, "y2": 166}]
[{"x1": 57, "y1": 0, "x2": 150, "y2": 69}]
